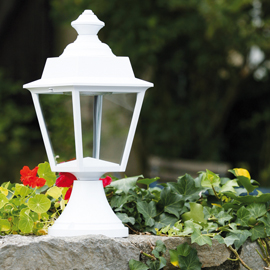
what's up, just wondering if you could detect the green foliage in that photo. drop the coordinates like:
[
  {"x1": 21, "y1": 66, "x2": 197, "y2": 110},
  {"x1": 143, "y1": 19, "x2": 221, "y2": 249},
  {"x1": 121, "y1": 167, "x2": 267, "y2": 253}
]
[
  {"x1": 129, "y1": 241, "x2": 202, "y2": 270},
  {"x1": 107, "y1": 168, "x2": 270, "y2": 255},
  {"x1": 0, "y1": 162, "x2": 64, "y2": 235}
]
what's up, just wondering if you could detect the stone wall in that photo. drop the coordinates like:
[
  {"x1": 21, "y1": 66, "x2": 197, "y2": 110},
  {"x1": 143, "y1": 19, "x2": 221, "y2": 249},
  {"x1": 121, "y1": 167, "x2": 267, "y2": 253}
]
[{"x1": 0, "y1": 234, "x2": 265, "y2": 270}]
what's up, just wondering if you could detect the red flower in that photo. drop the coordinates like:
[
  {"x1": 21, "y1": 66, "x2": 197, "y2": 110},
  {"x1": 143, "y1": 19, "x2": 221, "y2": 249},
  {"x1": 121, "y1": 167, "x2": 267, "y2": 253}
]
[
  {"x1": 56, "y1": 172, "x2": 77, "y2": 201},
  {"x1": 100, "y1": 176, "x2": 112, "y2": 187},
  {"x1": 64, "y1": 187, "x2": 72, "y2": 200},
  {"x1": 56, "y1": 172, "x2": 76, "y2": 187},
  {"x1": 20, "y1": 166, "x2": 46, "y2": 188}
]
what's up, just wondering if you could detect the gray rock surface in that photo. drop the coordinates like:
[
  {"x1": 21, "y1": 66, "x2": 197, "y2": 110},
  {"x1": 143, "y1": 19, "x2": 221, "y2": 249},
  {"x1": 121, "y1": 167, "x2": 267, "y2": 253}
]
[
  {"x1": 239, "y1": 240, "x2": 267, "y2": 270},
  {"x1": 0, "y1": 234, "x2": 263, "y2": 270}
]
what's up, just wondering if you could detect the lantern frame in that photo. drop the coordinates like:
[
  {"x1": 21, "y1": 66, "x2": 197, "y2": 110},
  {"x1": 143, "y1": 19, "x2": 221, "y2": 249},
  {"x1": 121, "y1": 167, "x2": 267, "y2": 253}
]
[{"x1": 23, "y1": 10, "x2": 153, "y2": 237}]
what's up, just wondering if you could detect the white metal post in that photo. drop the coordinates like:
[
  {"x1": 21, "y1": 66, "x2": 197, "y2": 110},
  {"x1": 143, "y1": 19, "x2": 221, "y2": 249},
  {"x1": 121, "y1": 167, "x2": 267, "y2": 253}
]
[
  {"x1": 31, "y1": 93, "x2": 56, "y2": 169},
  {"x1": 72, "y1": 90, "x2": 84, "y2": 171}
]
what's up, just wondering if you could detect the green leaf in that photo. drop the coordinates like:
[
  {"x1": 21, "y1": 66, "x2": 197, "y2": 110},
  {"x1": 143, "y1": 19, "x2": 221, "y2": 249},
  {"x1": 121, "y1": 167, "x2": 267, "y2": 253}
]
[
  {"x1": 152, "y1": 240, "x2": 167, "y2": 258},
  {"x1": 214, "y1": 234, "x2": 239, "y2": 247},
  {"x1": 191, "y1": 228, "x2": 212, "y2": 246},
  {"x1": 176, "y1": 242, "x2": 192, "y2": 257},
  {"x1": 46, "y1": 186, "x2": 62, "y2": 200},
  {"x1": 201, "y1": 169, "x2": 220, "y2": 188},
  {"x1": 258, "y1": 213, "x2": 270, "y2": 236},
  {"x1": 235, "y1": 206, "x2": 250, "y2": 227},
  {"x1": 154, "y1": 213, "x2": 178, "y2": 230},
  {"x1": 182, "y1": 202, "x2": 207, "y2": 224},
  {"x1": 0, "y1": 219, "x2": 11, "y2": 232},
  {"x1": 137, "y1": 177, "x2": 159, "y2": 189},
  {"x1": 110, "y1": 175, "x2": 143, "y2": 194},
  {"x1": 158, "y1": 187, "x2": 184, "y2": 218},
  {"x1": 220, "y1": 180, "x2": 238, "y2": 193},
  {"x1": 236, "y1": 176, "x2": 258, "y2": 193},
  {"x1": 216, "y1": 211, "x2": 233, "y2": 226},
  {"x1": 178, "y1": 248, "x2": 202, "y2": 270},
  {"x1": 246, "y1": 203, "x2": 267, "y2": 219},
  {"x1": 29, "y1": 211, "x2": 39, "y2": 222},
  {"x1": 28, "y1": 194, "x2": 51, "y2": 213},
  {"x1": 228, "y1": 230, "x2": 252, "y2": 250},
  {"x1": 110, "y1": 194, "x2": 131, "y2": 209},
  {"x1": 137, "y1": 201, "x2": 157, "y2": 227},
  {"x1": 129, "y1": 259, "x2": 148, "y2": 270},
  {"x1": 250, "y1": 224, "x2": 266, "y2": 241},
  {"x1": 116, "y1": 213, "x2": 135, "y2": 225},
  {"x1": 37, "y1": 162, "x2": 56, "y2": 187},
  {"x1": 167, "y1": 174, "x2": 201, "y2": 201},
  {"x1": 169, "y1": 243, "x2": 192, "y2": 267},
  {"x1": 224, "y1": 192, "x2": 270, "y2": 204},
  {"x1": 14, "y1": 184, "x2": 31, "y2": 198},
  {"x1": 18, "y1": 215, "x2": 34, "y2": 233},
  {"x1": 0, "y1": 193, "x2": 8, "y2": 209}
]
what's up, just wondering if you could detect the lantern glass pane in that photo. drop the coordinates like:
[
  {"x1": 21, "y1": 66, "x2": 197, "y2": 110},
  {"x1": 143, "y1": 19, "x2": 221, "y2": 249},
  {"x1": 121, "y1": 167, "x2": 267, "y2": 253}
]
[
  {"x1": 81, "y1": 92, "x2": 136, "y2": 165},
  {"x1": 39, "y1": 93, "x2": 75, "y2": 164}
]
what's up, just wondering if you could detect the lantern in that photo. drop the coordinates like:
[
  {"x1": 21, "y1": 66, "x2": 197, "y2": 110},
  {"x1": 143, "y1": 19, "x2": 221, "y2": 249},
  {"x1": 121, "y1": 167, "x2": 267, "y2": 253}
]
[{"x1": 23, "y1": 10, "x2": 153, "y2": 237}]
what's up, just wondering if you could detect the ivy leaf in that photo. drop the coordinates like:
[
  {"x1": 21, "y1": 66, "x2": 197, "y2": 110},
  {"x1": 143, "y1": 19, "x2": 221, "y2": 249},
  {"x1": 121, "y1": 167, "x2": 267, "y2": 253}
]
[
  {"x1": 146, "y1": 260, "x2": 162, "y2": 270},
  {"x1": 178, "y1": 248, "x2": 202, "y2": 270},
  {"x1": 236, "y1": 176, "x2": 258, "y2": 193},
  {"x1": 213, "y1": 234, "x2": 239, "y2": 247},
  {"x1": 110, "y1": 194, "x2": 131, "y2": 209},
  {"x1": 258, "y1": 213, "x2": 270, "y2": 236},
  {"x1": 246, "y1": 203, "x2": 267, "y2": 219},
  {"x1": 18, "y1": 215, "x2": 34, "y2": 233},
  {"x1": 116, "y1": 213, "x2": 135, "y2": 225},
  {"x1": 137, "y1": 201, "x2": 157, "y2": 227},
  {"x1": 235, "y1": 206, "x2": 250, "y2": 227},
  {"x1": 201, "y1": 169, "x2": 220, "y2": 188},
  {"x1": 137, "y1": 177, "x2": 159, "y2": 189},
  {"x1": 250, "y1": 224, "x2": 266, "y2": 241},
  {"x1": 110, "y1": 175, "x2": 143, "y2": 194},
  {"x1": 228, "y1": 230, "x2": 252, "y2": 250},
  {"x1": 170, "y1": 242, "x2": 192, "y2": 267},
  {"x1": 0, "y1": 193, "x2": 8, "y2": 209},
  {"x1": 182, "y1": 202, "x2": 207, "y2": 224},
  {"x1": 128, "y1": 259, "x2": 148, "y2": 270},
  {"x1": 0, "y1": 219, "x2": 11, "y2": 232},
  {"x1": 158, "y1": 187, "x2": 184, "y2": 218},
  {"x1": 38, "y1": 162, "x2": 56, "y2": 187},
  {"x1": 167, "y1": 174, "x2": 201, "y2": 201},
  {"x1": 220, "y1": 180, "x2": 238, "y2": 193},
  {"x1": 224, "y1": 192, "x2": 270, "y2": 204},
  {"x1": 154, "y1": 213, "x2": 178, "y2": 230},
  {"x1": 216, "y1": 211, "x2": 233, "y2": 226},
  {"x1": 28, "y1": 194, "x2": 51, "y2": 213},
  {"x1": 191, "y1": 228, "x2": 212, "y2": 246}
]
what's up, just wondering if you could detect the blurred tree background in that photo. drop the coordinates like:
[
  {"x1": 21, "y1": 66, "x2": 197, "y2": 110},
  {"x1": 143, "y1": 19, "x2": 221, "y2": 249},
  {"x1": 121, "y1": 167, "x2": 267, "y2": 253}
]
[{"x1": 1, "y1": 0, "x2": 270, "y2": 185}]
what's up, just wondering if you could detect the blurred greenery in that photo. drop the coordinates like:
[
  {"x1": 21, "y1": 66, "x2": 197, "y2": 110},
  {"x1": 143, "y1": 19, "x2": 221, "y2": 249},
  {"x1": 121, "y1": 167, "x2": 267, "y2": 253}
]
[{"x1": 2, "y1": 0, "x2": 270, "y2": 184}]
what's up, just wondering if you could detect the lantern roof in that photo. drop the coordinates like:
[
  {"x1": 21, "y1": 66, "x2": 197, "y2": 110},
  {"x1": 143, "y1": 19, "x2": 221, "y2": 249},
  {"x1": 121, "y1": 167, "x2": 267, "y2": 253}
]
[{"x1": 24, "y1": 10, "x2": 153, "y2": 89}]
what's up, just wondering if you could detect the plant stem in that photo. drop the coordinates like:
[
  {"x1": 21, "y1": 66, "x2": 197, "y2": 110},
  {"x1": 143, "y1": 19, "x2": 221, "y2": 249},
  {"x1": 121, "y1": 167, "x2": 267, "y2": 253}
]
[
  {"x1": 140, "y1": 251, "x2": 156, "y2": 261},
  {"x1": 228, "y1": 245, "x2": 253, "y2": 270},
  {"x1": 211, "y1": 185, "x2": 220, "y2": 200}
]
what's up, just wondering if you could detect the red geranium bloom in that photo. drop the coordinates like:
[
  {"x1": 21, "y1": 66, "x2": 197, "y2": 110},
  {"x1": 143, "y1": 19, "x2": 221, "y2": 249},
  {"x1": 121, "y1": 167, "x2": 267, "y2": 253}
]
[
  {"x1": 56, "y1": 172, "x2": 76, "y2": 187},
  {"x1": 100, "y1": 176, "x2": 112, "y2": 187},
  {"x1": 64, "y1": 187, "x2": 73, "y2": 200},
  {"x1": 20, "y1": 166, "x2": 46, "y2": 188},
  {"x1": 56, "y1": 172, "x2": 77, "y2": 201}
]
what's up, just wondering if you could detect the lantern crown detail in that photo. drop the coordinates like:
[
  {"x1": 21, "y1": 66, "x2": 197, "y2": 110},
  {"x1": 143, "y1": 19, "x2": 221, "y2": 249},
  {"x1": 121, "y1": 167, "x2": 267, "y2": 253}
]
[{"x1": 24, "y1": 10, "x2": 152, "y2": 89}]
